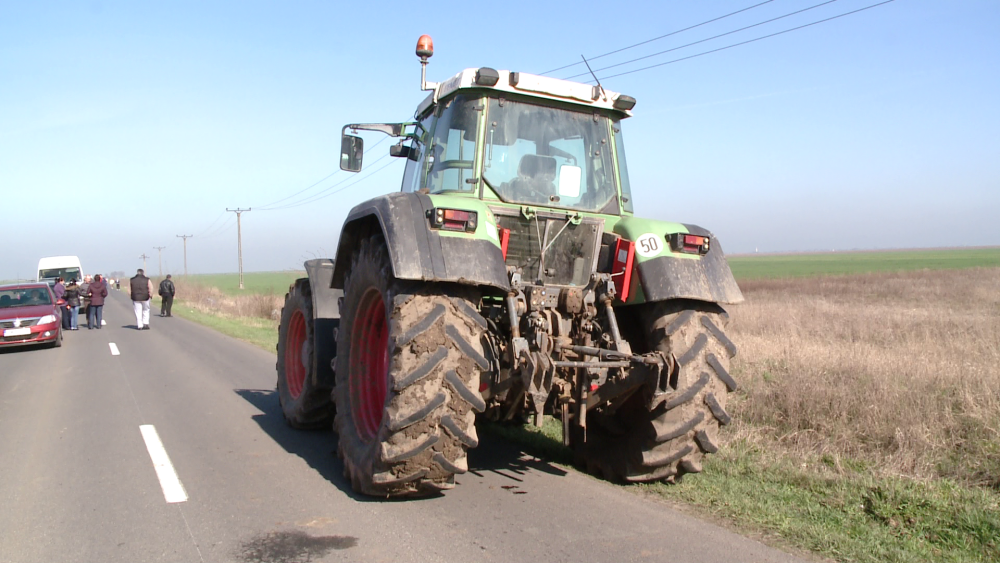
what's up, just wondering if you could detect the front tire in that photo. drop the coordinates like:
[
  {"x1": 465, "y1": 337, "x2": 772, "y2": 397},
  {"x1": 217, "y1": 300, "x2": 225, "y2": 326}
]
[
  {"x1": 276, "y1": 280, "x2": 334, "y2": 429},
  {"x1": 574, "y1": 300, "x2": 737, "y2": 483},
  {"x1": 334, "y1": 235, "x2": 488, "y2": 497}
]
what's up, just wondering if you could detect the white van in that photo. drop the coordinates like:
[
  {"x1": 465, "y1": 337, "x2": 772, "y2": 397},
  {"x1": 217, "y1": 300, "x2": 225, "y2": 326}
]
[{"x1": 37, "y1": 256, "x2": 84, "y2": 285}]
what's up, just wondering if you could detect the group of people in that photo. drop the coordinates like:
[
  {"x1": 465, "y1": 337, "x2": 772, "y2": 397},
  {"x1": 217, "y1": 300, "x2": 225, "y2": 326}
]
[
  {"x1": 51, "y1": 269, "x2": 177, "y2": 332},
  {"x1": 52, "y1": 274, "x2": 108, "y2": 330}
]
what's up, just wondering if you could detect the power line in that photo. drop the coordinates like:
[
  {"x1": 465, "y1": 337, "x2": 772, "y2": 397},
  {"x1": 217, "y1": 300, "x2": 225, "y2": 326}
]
[
  {"x1": 258, "y1": 151, "x2": 397, "y2": 211},
  {"x1": 263, "y1": 157, "x2": 404, "y2": 211},
  {"x1": 540, "y1": 0, "x2": 777, "y2": 75},
  {"x1": 200, "y1": 216, "x2": 236, "y2": 239},
  {"x1": 195, "y1": 211, "x2": 227, "y2": 237},
  {"x1": 594, "y1": 0, "x2": 897, "y2": 82},
  {"x1": 254, "y1": 135, "x2": 391, "y2": 210},
  {"x1": 564, "y1": 0, "x2": 843, "y2": 81}
]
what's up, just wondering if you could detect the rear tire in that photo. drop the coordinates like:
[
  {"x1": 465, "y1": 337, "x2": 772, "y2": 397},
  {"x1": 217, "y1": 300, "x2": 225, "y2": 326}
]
[
  {"x1": 574, "y1": 300, "x2": 737, "y2": 483},
  {"x1": 276, "y1": 280, "x2": 334, "y2": 429},
  {"x1": 334, "y1": 235, "x2": 487, "y2": 497}
]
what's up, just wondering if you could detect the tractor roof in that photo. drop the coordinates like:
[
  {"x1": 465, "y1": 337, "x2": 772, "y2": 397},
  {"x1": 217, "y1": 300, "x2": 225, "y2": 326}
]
[{"x1": 416, "y1": 68, "x2": 635, "y2": 119}]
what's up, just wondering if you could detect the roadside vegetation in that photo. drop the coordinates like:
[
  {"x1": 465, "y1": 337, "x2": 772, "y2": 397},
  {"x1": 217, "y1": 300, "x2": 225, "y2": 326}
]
[{"x1": 163, "y1": 252, "x2": 1000, "y2": 562}]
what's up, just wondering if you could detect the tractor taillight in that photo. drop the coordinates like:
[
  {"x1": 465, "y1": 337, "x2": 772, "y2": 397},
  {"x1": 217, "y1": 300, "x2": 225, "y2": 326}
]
[
  {"x1": 669, "y1": 233, "x2": 710, "y2": 255},
  {"x1": 611, "y1": 238, "x2": 635, "y2": 300},
  {"x1": 429, "y1": 207, "x2": 478, "y2": 232}
]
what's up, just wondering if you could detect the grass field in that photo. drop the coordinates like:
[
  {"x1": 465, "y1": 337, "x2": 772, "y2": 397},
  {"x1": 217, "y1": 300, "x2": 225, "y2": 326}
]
[
  {"x1": 179, "y1": 271, "x2": 304, "y2": 295},
  {"x1": 728, "y1": 247, "x2": 1000, "y2": 280},
  {"x1": 165, "y1": 250, "x2": 1000, "y2": 562}
]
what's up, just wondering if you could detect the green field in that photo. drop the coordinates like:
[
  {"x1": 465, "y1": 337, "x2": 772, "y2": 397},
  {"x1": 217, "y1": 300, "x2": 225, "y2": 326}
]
[
  {"x1": 728, "y1": 247, "x2": 1000, "y2": 280},
  {"x1": 180, "y1": 271, "x2": 304, "y2": 295}
]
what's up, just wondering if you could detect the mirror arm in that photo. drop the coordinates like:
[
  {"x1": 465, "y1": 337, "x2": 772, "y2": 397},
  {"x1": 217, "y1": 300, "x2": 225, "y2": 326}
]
[{"x1": 342, "y1": 122, "x2": 418, "y2": 138}]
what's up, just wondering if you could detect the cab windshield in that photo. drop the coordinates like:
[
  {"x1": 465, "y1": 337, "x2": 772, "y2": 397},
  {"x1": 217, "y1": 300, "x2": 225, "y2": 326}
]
[{"x1": 483, "y1": 98, "x2": 618, "y2": 213}]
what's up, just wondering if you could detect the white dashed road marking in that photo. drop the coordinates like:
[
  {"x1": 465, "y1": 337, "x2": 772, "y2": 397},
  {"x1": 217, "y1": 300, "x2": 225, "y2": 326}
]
[
  {"x1": 139, "y1": 425, "x2": 188, "y2": 503},
  {"x1": 109, "y1": 343, "x2": 120, "y2": 356}
]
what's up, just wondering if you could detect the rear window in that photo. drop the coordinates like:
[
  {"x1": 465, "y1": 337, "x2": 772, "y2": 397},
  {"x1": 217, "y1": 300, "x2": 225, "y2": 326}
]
[
  {"x1": 0, "y1": 288, "x2": 52, "y2": 308},
  {"x1": 38, "y1": 267, "x2": 81, "y2": 281}
]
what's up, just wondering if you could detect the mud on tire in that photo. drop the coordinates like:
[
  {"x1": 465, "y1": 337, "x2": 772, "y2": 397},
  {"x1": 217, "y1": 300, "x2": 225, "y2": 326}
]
[
  {"x1": 276, "y1": 280, "x2": 334, "y2": 429},
  {"x1": 574, "y1": 300, "x2": 737, "y2": 483},
  {"x1": 334, "y1": 235, "x2": 487, "y2": 497}
]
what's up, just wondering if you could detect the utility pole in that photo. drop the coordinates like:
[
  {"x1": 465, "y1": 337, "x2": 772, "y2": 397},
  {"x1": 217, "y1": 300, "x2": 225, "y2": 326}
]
[
  {"x1": 139, "y1": 253, "x2": 149, "y2": 272},
  {"x1": 226, "y1": 208, "x2": 251, "y2": 290},
  {"x1": 176, "y1": 235, "x2": 193, "y2": 277},
  {"x1": 153, "y1": 246, "x2": 167, "y2": 277}
]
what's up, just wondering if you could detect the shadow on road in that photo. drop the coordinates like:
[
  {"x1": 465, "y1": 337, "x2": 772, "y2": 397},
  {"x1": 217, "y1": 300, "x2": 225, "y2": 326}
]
[{"x1": 234, "y1": 388, "x2": 570, "y2": 499}]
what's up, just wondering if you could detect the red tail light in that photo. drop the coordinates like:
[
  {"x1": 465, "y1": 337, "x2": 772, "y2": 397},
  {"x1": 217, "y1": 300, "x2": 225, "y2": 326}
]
[
  {"x1": 669, "y1": 232, "x2": 710, "y2": 255},
  {"x1": 611, "y1": 238, "x2": 635, "y2": 300},
  {"x1": 428, "y1": 207, "x2": 478, "y2": 232}
]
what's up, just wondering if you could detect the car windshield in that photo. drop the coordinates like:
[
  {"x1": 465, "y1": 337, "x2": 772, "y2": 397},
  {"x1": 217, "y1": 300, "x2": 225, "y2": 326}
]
[
  {"x1": 483, "y1": 98, "x2": 619, "y2": 213},
  {"x1": 0, "y1": 288, "x2": 52, "y2": 308},
  {"x1": 39, "y1": 267, "x2": 81, "y2": 281}
]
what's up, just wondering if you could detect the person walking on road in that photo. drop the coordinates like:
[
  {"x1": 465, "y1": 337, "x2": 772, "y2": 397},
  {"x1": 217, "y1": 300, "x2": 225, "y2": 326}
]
[
  {"x1": 130, "y1": 268, "x2": 155, "y2": 330},
  {"x1": 64, "y1": 280, "x2": 81, "y2": 330},
  {"x1": 53, "y1": 277, "x2": 68, "y2": 329},
  {"x1": 86, "y1": 274, "x2": 108, "y2": 329},
  {"x1": 158, "y1": 274, "x2": 176, "y2": 317}
]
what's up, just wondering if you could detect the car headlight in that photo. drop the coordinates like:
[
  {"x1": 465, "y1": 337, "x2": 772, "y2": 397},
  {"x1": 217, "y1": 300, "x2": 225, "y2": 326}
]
[{"x1": 38, "y1": 315, "x2": 57, "y2": 325}]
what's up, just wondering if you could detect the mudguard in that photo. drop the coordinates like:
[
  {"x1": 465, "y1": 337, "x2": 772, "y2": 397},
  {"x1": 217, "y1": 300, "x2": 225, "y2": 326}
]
[
  {"x1": 330, "y1": 192, "x2": 509, "y2": 292},
  {"x1": 613, "y1": 219, "x2": 744, "y2": 306},
  {"x1": 302, "y1": 259, "x2": 340, "y2": 389}
]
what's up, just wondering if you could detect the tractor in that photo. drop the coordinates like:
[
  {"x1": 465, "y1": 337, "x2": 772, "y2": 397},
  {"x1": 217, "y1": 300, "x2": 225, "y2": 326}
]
[{"x1": 276, "y1": 35, "x2": 743, "y2": 497}]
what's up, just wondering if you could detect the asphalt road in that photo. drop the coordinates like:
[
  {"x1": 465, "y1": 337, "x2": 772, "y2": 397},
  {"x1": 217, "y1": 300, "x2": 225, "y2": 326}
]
[{"x1": 0, "y1": 290, "x2": 806, "y2": 563}]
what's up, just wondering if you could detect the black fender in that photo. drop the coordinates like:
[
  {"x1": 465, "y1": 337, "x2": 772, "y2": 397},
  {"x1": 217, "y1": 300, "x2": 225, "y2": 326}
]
[
  {"x1": 331, "y1": 192, "x2": 510, "y2": 292},
  {"x1": 299, "y1": 259, "x2": 340, "y2": 389},
  {"x1": 634, "y1": 224, "x2": 744, "y2": 305}
]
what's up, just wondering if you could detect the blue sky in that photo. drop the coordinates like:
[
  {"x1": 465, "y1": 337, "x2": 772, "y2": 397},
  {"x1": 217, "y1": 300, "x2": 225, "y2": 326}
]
[{"x1": 1, "y1": 0, "x2": 997, "y2": 280}]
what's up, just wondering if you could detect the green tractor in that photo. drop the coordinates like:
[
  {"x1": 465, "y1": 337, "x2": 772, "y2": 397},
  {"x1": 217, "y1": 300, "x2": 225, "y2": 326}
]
[{"x1": 276, "y1": 35, "x2": 744, "y2": 497}]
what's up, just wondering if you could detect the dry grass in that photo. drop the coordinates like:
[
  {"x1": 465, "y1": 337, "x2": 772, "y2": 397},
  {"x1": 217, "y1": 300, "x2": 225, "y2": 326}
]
[
  {"x1": 167, "y1": 278, "x2": 286, "y2": 324},
  {"x1": 726, "y1": 267, "x2": 1000, "y2": 487}
]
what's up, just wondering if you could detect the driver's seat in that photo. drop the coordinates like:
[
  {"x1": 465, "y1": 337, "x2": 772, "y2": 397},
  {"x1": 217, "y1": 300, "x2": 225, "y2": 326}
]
[{"x1": 515, "y1": 154, "x2": 557, "y2": 200}]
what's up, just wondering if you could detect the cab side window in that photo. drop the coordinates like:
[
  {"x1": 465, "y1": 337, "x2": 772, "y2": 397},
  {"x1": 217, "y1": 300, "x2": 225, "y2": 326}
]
[
  {"x1": 424, "y1": 95, "x2": 479, "y2": 194},
  {"x1": 401, "y1": 115, "x2": 433, "y2": 193}
]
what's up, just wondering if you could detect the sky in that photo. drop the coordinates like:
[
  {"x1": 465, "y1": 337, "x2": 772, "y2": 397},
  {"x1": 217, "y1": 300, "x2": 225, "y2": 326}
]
[{"x1": 1, "y1": 0, "x2": 998, "y2": 280}]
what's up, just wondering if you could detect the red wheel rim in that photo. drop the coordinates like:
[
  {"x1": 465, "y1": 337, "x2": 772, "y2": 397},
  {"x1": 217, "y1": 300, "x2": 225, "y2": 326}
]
[
  {"x1": 284, "y1": 309, "x2": 307, "y2": 400},
  {"x1": 350, "y1": 288, "x2": 389, "y2": 442}
]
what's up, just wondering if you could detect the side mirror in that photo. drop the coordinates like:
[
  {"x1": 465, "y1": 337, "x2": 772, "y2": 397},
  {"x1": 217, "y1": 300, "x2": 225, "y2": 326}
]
[{"x1": 340, "y1": 134, "x2": 364, "y2": 172}]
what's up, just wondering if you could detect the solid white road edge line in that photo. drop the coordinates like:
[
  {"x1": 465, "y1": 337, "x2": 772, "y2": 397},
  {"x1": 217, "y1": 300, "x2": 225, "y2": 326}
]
[
  {"x1": 109, "y1": 343, "x2": 120, "y2": 356},
  {"x1": 139, "y1": 425, "x2": 189, "y2": 503}
]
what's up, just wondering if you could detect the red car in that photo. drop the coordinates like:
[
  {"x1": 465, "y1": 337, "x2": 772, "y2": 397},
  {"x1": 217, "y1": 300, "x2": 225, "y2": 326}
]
[{"x1": 0, "y1": 283, "x2": 63, "y2": 349}]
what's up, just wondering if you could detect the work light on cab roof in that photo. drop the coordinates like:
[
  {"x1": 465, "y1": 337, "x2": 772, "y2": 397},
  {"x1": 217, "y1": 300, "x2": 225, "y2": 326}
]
[{"x1": 411, "y1": 34, "x2": 636, "y2": 114}]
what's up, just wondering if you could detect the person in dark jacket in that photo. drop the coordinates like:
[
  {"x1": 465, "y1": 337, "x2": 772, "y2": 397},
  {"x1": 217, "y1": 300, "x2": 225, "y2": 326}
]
[
  {"x1": 54, "y1": 277, "x2": 69, "y2": 329},
  {"x1": 158, "y1": 274, "x2": 176, "y2": 317},
  {"x1": 86, "y1": 274, "x2": 109, "y2": 329},
  {"x1": 130, "y1": 269, "x2": 155, "y2": 330},
  {"x1": 64, "y1": 280, "x2": 81, "y2": 330}
]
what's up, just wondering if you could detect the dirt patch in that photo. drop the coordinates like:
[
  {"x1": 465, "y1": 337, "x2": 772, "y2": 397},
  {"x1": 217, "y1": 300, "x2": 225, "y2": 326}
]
[{"x1": 235, "y1": 530, "x2": 357, "y2": 563}]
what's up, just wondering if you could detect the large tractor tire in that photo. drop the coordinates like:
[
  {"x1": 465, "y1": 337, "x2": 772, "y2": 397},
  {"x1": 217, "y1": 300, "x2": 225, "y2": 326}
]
[
  {"x1": 574, "y1": 300, "x2": 737, "y2": 483},
  {"x1": 276, "y1": 280, "x2": 335, "y2": 429},
  {"x1": 334, "y1": 235, "x2": 488, "y2": 497}
]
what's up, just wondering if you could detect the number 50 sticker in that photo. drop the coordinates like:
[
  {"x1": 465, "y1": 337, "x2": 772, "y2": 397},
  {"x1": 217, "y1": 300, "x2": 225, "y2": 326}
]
[{"x1": 635, "y1": 233, "x2": 663, "y2": 258}]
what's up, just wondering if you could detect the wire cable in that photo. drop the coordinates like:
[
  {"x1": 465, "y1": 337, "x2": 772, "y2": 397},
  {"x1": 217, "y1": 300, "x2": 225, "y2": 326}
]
[
  {"x1": 194, "y1": 211, "x2": 227, "y2": 237},
  {"x1": 258, "y1": 151, "x2": 396, "y2": 211},
  {"x1": 261, "y1": 156, "x2": 403, "y2": 211},
  {"x1": 254, "y1": 135, "x2": 390, "y2": 209},
  {"x1": 594, "y1": 0, "x2": 896, "y2": 82},
  {"x1": 540, "y1": 0, "x2": 776, "y2": 75},
  {"x1": 564, "y1": 0, "x2": 843, "y2": 81}
]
